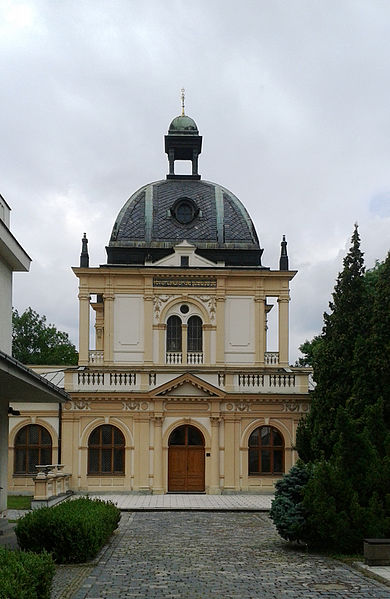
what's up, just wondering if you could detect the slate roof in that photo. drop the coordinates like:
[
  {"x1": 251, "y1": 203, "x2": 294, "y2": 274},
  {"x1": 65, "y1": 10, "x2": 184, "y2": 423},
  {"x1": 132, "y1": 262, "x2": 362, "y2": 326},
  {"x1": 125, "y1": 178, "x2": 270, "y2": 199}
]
[{"x1": 109, "y1": 179, "x2": 260, "y2": 251}]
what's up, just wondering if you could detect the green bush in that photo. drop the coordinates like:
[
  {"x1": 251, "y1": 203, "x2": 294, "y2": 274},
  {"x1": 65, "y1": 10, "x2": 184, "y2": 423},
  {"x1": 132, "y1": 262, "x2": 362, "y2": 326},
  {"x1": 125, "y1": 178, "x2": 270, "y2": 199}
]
[
  {"x1": 0, "y1": 547, "x2": 54, "y2": 599},
  {"x1": 15, "y1": 497, "x2": 121, "y2": 563},
  {"x1": 270, "y1": 463, "x2": 311, "y2": 543}
]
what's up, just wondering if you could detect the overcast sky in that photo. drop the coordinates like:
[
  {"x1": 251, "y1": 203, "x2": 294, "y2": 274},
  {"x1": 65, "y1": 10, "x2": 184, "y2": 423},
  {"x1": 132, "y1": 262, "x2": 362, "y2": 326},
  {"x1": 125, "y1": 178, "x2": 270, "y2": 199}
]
[{"x1": 2, "y1": 0, "x2": 390, "y2": 363}]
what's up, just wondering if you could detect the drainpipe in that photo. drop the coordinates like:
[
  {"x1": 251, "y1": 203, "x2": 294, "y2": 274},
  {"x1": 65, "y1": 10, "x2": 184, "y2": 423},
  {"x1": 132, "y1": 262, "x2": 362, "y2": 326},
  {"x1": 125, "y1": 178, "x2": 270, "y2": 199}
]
[{"x1": 58, "y1": 402, "x2": 62, "y2": 464}]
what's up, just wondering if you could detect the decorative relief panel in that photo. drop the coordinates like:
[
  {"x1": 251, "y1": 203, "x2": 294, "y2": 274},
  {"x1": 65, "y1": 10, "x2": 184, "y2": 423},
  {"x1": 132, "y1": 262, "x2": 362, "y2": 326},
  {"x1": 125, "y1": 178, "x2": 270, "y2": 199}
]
[
  {"x1": 282, "y1": 402, "x2": 310, "y2": 413},
  {"x1": 65, "y1": 400, "x2": 91, "y2": 411},
  {"x1": 122, "y1": 401, "x2": 149, "y2": 412},
  {"x1": 193, "y1": 295, "x2": 216, "y2": 321},
  {"x1": 153, "y1": 294, "x2": 177, "y2": 320},
  {"x1": 223, "y1": 400, "x2": 251, "y2": 413},
  {"x1": 153, "y1": 276, "x2": 217, "y2": 288}
]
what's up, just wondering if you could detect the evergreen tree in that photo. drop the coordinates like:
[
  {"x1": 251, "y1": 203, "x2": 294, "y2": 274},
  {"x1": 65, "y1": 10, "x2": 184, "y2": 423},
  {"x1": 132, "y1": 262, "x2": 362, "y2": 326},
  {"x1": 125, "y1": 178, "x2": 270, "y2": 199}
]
[
  {"x1": 296, "y1": 226, "x2": 365, "y2": 461},
  {"x1": 365, "y1": 252, "x2": 390, "y2": 427}
]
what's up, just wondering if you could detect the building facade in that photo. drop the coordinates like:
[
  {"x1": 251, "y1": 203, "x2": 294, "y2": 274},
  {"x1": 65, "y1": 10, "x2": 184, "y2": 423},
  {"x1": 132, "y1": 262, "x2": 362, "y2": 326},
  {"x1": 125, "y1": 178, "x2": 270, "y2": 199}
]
[
  {"x1": 8, "y1": 111, "x2": 310, "y2": 495},
  {"x1": 0, "y1": 196, "x2": 67, "y2": 513}
]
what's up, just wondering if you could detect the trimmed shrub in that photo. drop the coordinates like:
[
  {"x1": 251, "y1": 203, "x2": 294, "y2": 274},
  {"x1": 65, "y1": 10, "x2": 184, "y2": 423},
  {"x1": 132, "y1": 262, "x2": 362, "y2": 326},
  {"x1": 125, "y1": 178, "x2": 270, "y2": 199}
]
[
  {"x1": 0, "y1": 547, "x2": 54, "y2": 599},
  {"x1": 15, "y1": 497, "x2": 121, "y2": 563},
  {"x1": 270, "y1": 463, "x2": 311, "y2": 543}
]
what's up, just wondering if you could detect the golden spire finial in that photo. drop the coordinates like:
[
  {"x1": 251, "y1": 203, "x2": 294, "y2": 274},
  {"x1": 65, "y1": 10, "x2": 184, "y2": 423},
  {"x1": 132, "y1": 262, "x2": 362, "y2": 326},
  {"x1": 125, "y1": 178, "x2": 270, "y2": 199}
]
[{"x1": 181, "y1": 87, "x2": 185, "y2": 116}]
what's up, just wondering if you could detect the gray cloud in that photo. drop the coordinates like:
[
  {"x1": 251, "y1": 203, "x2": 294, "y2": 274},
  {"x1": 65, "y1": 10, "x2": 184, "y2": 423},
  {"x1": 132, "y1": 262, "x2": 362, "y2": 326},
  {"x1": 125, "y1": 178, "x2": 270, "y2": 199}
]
[{"x1": 3, "y1": 0, "x2": 390, "y2": 362}]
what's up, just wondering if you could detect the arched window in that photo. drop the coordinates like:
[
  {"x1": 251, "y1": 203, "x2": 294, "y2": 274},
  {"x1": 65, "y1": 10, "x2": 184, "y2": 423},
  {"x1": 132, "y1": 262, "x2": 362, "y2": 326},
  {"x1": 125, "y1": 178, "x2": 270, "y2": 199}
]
[
  {"x1": 88, "y1": 425, "x2": 125, "y2": 475},
  {"x1": 14, "y1": 424, "x2": 52, "y2": 475},
  {"x1": 167, "y1": 315, "x2": 182, "y2": 352},
  {"x1": 248, "y1": 426, "x2": 284, "y2": 475},
  {"x1": 187, "y1": 315, "x2": 202, "y2": 352}
]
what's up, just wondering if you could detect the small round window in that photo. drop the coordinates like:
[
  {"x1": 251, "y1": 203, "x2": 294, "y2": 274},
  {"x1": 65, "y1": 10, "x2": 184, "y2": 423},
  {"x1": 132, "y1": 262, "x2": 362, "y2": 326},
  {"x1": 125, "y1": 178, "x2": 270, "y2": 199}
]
[
  {"x1": 180, "y1": 304, "x2": 189, "y2": 314},
  {"x1": 172, "y1": 198, "x2": 198, "y2": 225}
]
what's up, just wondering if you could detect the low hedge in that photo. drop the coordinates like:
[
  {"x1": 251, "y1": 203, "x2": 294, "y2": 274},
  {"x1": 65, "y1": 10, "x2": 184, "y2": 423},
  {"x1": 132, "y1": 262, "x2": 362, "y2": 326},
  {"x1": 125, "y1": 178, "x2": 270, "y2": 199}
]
[
  {"x1": 15, "y1": 497, "x2": 121, "y2": 563},
  {"x1": 0, "y1": 547, "x2": 54, "y2": 599}
]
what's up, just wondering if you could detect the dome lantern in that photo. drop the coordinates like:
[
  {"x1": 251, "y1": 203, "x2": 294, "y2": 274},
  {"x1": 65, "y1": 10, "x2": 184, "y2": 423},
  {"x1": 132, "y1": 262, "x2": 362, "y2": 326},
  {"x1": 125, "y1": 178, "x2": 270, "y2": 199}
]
[{"x1": 165, "y1": 91, "x2": 202, "y2": 180}]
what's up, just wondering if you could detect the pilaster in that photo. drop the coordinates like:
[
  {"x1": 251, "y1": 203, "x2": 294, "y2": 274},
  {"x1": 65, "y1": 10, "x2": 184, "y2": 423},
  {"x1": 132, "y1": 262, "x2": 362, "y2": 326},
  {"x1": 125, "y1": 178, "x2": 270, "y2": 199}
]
[
  {"x1": 152, "y1": 416, "x2": 164, "y2": 494},
  {"x1": 278, "y1": 296, "x2": 290, "y2": 366},
  {"x1": 78, "y1": 291, "x2": 90, "y2": 365},
  {"x1": 209, "y1": 416, "x2": 221, "y2": 494},
  {"x1": 103, "y1": 294, "x2": 114, "y2": 364}
]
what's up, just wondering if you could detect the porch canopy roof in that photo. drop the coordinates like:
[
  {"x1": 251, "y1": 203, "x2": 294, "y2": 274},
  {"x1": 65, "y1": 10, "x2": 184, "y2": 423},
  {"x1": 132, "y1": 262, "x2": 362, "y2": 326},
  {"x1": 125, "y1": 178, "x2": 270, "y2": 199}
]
[{"x1": 0, "y1": 350, "x2": 69, "y2": 403}]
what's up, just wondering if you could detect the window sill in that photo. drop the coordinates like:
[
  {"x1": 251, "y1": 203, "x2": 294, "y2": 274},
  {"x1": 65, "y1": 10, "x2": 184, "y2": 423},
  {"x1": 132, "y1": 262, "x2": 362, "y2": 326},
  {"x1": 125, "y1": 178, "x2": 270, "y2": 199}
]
[
  {"x1": 87, "y1": 474, "x2": 125, "y2": 477},
  {"x1": 248, "y1": 473, "x2": 283, "y2": 477}
]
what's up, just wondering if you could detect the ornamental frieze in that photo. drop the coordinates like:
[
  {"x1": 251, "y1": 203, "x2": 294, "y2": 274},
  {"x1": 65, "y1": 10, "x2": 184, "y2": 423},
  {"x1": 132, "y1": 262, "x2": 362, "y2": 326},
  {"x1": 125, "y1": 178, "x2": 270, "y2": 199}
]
[
  {"x1": 193, "y1": 295, "x2": 216, "y2": 321},
  {"x1": 153, "y1": 294, "x2": 177, "y2": 320},
  {"x1": 65, "y1": 399, "x2": 91, "y2": 411},
  {"x1": 282, "y1": 402, "x2": 310, "y2": 413},
  {"x1": 223, "y1": 400, "x2": 251, "y2": 412},
  {"x1": 122, "y1": 400, "x2": 149, "y2": 411},
  {"x1": 153, "y1": 275, "x2": 217, "y2": 288}
]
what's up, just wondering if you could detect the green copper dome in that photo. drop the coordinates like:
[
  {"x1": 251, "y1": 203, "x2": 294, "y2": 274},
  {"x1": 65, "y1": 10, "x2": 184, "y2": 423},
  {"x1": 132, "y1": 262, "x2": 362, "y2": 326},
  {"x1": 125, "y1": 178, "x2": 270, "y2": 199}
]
[{"x1": 168, "y1": 115, "x2": 199, "y2": 136}]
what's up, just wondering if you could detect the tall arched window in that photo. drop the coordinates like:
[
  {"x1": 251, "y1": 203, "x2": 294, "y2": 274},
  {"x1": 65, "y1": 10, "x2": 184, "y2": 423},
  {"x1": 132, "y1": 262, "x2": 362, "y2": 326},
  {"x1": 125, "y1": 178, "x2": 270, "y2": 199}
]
[
  {"x1": 248, "y1": 426, "x2": 284, "y2": 475},
  {"x1": 167, "y1": 315, "x2": 182, "y2": 352},
  {"x1": 187, "y1": 315, "x2": 202, "y2": 352},
  {"x1": 14, "y1": 424, "x2": 52, "y2": 474},
  {"x1": 88, "y1": 425, "x2": 125, "y2": 475}
]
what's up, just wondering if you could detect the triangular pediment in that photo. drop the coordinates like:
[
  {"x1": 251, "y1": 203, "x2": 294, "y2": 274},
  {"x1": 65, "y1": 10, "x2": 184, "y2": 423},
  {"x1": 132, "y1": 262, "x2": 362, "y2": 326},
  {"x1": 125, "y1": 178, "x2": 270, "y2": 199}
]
[{"x1": 152, "y1": 374, "x2": 224, "y2": 398}]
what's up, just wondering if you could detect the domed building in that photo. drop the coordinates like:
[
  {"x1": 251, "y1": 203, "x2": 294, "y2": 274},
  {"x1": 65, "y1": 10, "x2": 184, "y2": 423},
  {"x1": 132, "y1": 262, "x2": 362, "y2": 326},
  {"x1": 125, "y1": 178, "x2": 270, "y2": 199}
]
[{"x1": 8, "y1": 109, "x2": 310, "y2": 496}]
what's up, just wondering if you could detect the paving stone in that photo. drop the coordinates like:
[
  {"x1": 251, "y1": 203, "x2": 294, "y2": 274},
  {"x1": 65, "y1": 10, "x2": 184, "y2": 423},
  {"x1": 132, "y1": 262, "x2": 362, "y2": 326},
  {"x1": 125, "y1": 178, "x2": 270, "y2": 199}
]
[{"x1": 52, "y1": 511, "x2": 390, "y2": 598}]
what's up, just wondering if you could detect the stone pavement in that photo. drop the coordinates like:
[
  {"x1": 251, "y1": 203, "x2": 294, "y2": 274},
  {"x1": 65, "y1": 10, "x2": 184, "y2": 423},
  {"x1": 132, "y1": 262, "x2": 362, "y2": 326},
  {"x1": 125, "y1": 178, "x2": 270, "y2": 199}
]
[
  {"x1": 54, "y1": 511, "x2": 390, "y2": 599},
  {"x1": 84, "y1": 493, "x2": 273, "y2": 511}
]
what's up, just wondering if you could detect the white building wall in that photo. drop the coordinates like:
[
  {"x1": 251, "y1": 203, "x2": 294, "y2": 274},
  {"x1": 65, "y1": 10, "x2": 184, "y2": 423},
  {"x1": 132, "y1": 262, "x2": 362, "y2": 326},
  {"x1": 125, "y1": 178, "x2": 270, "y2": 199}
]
[
  {"x1": 0, "y1": 261, "x2": 12, "y2": 354},
  {"x1": 224, "y1": 296, "x2": 255, "y2": 364},
  {"x1": 113, "y1": 295, "x2": 145, "y2": 363}
]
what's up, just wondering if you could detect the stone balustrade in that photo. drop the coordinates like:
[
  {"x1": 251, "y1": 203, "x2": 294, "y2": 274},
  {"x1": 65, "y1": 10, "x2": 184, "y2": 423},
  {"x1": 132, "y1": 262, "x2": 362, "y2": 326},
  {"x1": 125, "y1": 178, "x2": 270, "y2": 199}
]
[
  {"x1": 66, "y1": 366, "x2": 309, "y2": 394},
  {"x1": 166, "y1": 352, "x2": 183, "y2": 364},
  {"x1": 235, "y1": 371, "x2": 308, "y2": 394},
  {"x1": 88, "y1": 350, "x2": 104, "y2": 365},
  {"x1": 264, "y1": 351, "x2": 279, "y2": 365},
  {"x1": 32, "y1": 464, "x2": 72, "y2": 509}
]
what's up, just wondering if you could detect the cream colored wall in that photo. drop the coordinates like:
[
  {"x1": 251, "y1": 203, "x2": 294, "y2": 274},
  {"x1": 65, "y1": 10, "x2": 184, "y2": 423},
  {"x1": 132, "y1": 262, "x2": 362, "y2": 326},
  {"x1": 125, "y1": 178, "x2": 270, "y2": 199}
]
[
  {"x1": 0, "y1": 261, "x2": 12, "y2": 354},
  {"x1": 74, "y1": 266, "x2": 294, "y2": 368},
  {"x1": 113, "y1": 294, "x2": 144, "y2": 363}
]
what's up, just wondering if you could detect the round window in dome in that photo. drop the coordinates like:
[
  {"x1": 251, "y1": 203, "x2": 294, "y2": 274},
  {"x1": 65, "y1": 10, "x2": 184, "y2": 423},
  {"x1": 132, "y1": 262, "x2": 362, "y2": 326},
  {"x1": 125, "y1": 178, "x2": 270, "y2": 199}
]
[{"x1": 172, "y1": 198, "x2": 198, "y2": 225}]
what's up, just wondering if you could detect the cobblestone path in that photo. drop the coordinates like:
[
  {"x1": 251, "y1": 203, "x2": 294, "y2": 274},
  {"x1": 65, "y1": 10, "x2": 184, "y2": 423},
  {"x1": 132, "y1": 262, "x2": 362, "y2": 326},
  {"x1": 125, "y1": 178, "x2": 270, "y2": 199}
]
[{"x1": 66, "y1": 512, "x2": 390, "y2": 599}]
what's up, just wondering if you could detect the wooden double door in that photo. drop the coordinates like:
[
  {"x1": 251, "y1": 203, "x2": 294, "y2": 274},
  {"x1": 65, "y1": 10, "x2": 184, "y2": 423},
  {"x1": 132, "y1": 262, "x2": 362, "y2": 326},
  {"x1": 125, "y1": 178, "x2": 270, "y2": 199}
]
[{"x1": 168, "y1": 425, "x2": 205, "y2": 492}]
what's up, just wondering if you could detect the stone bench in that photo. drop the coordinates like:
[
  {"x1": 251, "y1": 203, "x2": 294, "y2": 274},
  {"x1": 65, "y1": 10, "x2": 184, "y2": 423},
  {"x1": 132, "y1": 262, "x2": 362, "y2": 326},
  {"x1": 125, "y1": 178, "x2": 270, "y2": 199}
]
[{"x1": 364, "y1": 539, "x2": 390, "y2": 566}]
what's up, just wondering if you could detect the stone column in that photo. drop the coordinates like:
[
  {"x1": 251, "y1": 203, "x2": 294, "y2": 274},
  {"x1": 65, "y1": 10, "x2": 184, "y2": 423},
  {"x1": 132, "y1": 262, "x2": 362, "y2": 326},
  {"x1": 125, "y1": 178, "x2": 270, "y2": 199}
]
[
  {"x1": 209, "y1": 417, "x2": 221, "y2": 494},
  {"x1": 254, "y1": 297, "x2": 265, "y2": 366},
  {"x1": 223, "y1": 416, "x2": 235, "y2": 490},
  {"x1": 136, "y1": 417, "x2": 150, "y2": 492},
  {"x1": 103, "y1": 294, "x2": 114, "y2": 364},
  {"x1": 144, "y1": 295, "x2": 154, "y2": 364},
  {"x1": 153, "y1": 417, "x2": 163, "y2": 494},
  {"x1": 0, "y1": 401, "x2": 8, "y2": 514},
  {"x1": 182, "y1": 323, "x2": 188, "y2": 365},
  {"x1": 78, "y1": 292, "x2": 90, "y2": 365},
  {"x1": 278, "y1": 296, "x2": 290, "y2": 366},
  {"x1": 157, "y1": 324, "x2": 166, "y2": 364},
  {"x1": 216, "y1": 296, "x2": 225, "y2": 364},
  {"x1": 203, "y1": 324, "x2": 212, "y2": 365}
]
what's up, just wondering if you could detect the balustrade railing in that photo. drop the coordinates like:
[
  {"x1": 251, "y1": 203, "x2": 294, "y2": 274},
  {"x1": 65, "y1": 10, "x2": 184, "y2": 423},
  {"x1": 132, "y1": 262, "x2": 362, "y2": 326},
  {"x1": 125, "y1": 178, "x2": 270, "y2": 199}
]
[
  {"x1": 264, "y1": 351, "x2": 279, "y2": 365},
  {"x1": 88, "y1": 350, "x2": 104, "y2": 365},
  {"x1": 76, "y1": 371, "x2": 137, "y2": 389},
  {"x1": 187, "y1": 352, "x2": 203, "y2": 364},
  {"x1": 237, "y1": 372, "x2": 296, "y2": 390},
  {"x1": 166, "y1": 352, "x2": 182, "y2": 364},
  {"x1": 32, "y1": 464, "x2": 72, "y2": 508}
]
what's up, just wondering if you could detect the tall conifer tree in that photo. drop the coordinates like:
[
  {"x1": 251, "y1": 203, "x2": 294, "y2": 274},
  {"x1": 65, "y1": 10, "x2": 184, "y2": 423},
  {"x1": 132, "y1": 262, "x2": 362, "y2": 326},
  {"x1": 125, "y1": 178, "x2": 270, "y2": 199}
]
[{"x1": 296, "y1": 226, "x2": 365, "y2": 461}]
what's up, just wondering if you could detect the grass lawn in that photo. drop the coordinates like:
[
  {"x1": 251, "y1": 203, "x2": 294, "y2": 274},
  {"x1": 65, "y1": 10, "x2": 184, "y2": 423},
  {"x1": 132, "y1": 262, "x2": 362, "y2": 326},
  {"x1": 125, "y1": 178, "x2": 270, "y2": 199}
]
[{"x1": 7, "y1": 495, "x2": 32, "y2": 510}]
